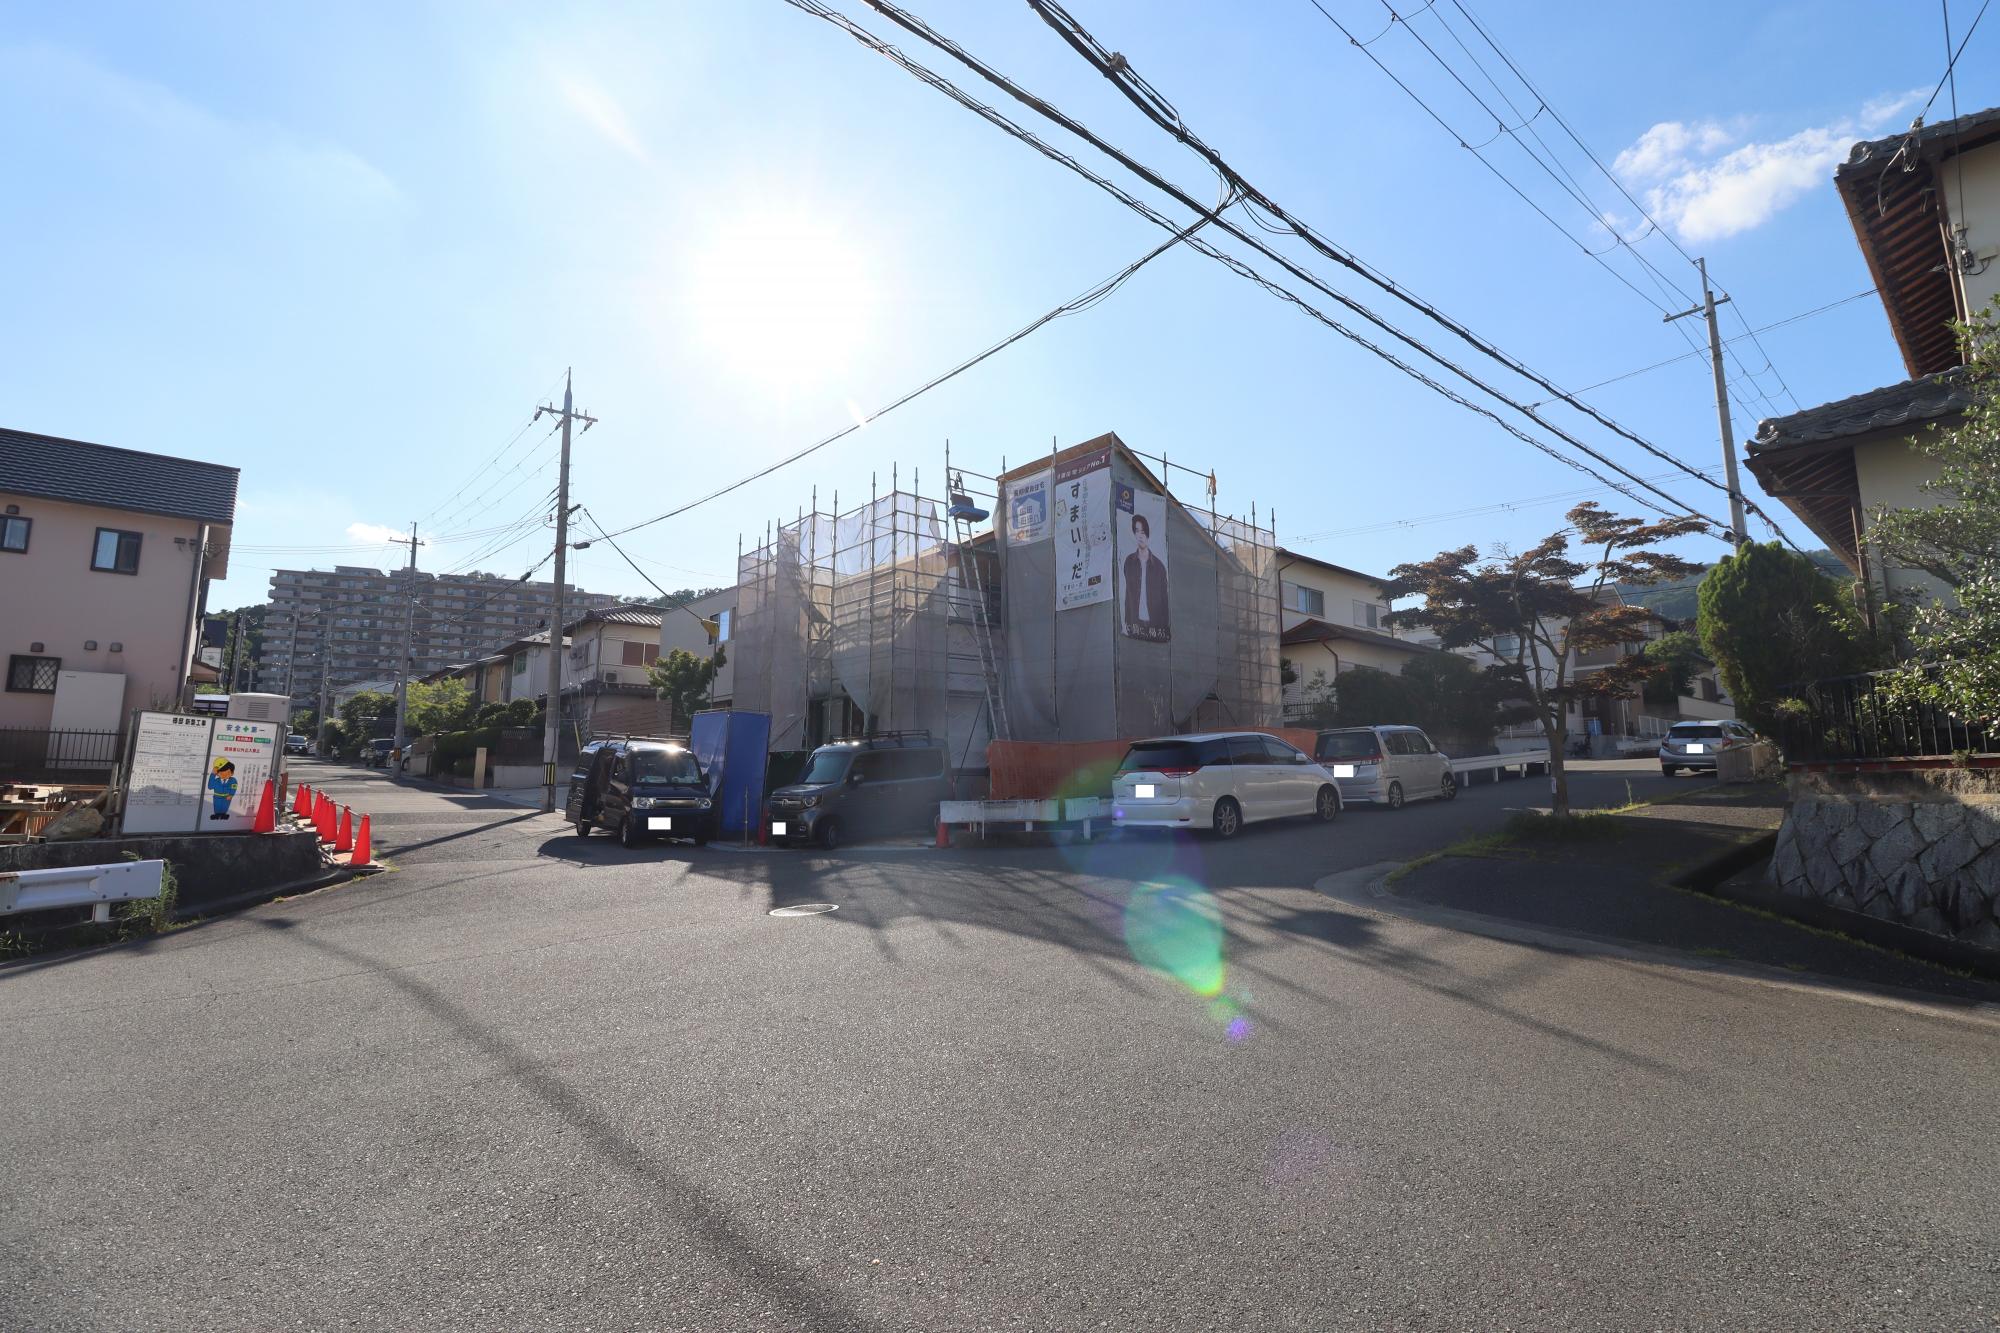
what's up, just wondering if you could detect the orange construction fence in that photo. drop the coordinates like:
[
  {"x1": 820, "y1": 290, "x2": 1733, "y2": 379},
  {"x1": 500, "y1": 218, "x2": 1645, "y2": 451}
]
[{"x1": 985, "y1": 727, "x2": 1321, "y2": 801}]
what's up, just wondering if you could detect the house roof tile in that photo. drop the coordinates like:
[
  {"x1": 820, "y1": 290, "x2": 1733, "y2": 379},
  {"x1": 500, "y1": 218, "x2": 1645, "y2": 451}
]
[
  {"x1": 1749, "y1": 371, "x2": 1970, "y2": 452},
  {"x1": 0, "y1": 426, "x2": 239, "y2": 525}
]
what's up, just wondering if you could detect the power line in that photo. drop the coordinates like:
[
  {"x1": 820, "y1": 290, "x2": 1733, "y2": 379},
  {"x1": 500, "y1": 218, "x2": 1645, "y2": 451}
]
[
  {"x1": 1525, "y1": 290, "x2": 1876, "y2": 405},
  {"x1": 1922, "y1": 0, "x2": 1991, "y2": 116},
  {"x1": 1303, "y1": 0, "x2": 1787, "y2": 422},
  {"x1": 1435, "y1": 0, "x2": 1801, "y2": 412},
  {"x1": 578, "y1": 509, "x2": 722, "y2": 630},
  {"x1": 1290, "y1": 468, "x2": 1698, "y2": 543},
  {"x1": 854, "y1": 0, "x2": 1726, "y2": 525},
  {"x1": 592, "y1": 204, "x2": 1222, "y2": 541},
  {"x1": 414, "y1": 368, "x2": 569, "y2": 526}
]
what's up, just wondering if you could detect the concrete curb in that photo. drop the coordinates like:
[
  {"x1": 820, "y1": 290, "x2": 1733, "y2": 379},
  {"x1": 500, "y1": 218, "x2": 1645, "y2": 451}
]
[
  {"x1": 1315, "y1": 861, "x2": 2000, "y2": 1028},
  {"x1": 171, "y1": 864, "x2": 367, "y2": 922}
]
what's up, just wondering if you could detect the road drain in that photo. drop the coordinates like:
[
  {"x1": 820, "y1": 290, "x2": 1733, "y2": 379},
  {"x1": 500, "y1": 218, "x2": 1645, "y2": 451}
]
[{"x1": 768, "y1": 903, "x2": 839, "y2": 917}]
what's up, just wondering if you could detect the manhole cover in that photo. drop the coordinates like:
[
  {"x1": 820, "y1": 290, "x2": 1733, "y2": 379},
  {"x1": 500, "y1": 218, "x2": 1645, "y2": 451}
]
[{"x1": 768, "y1": 903, "x2": 839, "y2": 917}]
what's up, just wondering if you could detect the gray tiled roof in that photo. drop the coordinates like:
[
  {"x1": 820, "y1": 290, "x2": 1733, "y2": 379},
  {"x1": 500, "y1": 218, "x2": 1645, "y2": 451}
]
[
  {"x1": 1840, "y1": 105, "x2": 2000, "y2": 173},
  {"x1": 566, "y1": 605, "x2": 665, "y2": 632},
  {"x1": 0, "y1": 426, "x2": 238, "y2": 525},
  {"x1": 1749, "y1": 372, "x2": 1970, "y2": 452}
]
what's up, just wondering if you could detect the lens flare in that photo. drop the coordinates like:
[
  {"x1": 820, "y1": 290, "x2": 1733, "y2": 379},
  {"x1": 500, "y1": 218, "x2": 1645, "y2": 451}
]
[{"x1": 1123, "y1": 876, "x2": 1225, "y2": 997}]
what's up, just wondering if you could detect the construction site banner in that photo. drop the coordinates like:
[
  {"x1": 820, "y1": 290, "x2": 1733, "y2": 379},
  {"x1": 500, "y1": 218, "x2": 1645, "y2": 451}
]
[
  {"x1": 1116, "y1": 483, "x2": 1169, "y2": 643},
  {"x1": 1005, "y1": 469, "x2": 1050, "y2": 545},
  {"x1": 1055, "y1": 448, "x2": 1112, "y2": 611}
]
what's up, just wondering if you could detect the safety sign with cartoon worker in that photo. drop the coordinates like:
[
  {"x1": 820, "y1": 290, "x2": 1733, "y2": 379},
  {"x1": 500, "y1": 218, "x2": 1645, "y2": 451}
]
[{"x1": 207, "y1": 757, "x2": 240, "y2": 821}]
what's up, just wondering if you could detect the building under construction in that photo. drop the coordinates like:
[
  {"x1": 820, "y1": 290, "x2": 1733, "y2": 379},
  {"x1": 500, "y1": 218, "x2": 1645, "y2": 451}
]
[{"x1": 730, "y1": 432, "x2": 1281, "y2": 776}]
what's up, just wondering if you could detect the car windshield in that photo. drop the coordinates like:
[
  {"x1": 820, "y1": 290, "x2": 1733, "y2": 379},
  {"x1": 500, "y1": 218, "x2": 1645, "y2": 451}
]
[
  {"x1": 1119, "y1": 741, "x2": 1198, "y2": 772},
  {"x1": 797, "y1": 749, "x2": 854, "y2": 784},
  {"x1": 1316, "y1": 732, "x2": 1380, "y2": 760},
  {"x1": 630, "y1": 748, "x2": 702, "y2": 784},
  {"x1": 1671, "y1": 725, "x2": 1724, "y2": 739}
]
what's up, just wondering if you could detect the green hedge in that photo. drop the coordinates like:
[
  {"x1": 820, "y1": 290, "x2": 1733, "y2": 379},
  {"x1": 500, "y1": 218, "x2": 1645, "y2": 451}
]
[{"x1": 435, "y1": 725, "x2": 502, "y2": 767}]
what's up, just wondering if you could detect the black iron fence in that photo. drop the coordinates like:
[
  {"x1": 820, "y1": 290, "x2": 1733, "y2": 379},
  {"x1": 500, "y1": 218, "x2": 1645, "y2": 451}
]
[
  {"x1": 1775, "y1": 668, "x2": 1991, "y2": 763},
  {"x1": 0, "y1": 728, "x2": 125, "y2": 784}
]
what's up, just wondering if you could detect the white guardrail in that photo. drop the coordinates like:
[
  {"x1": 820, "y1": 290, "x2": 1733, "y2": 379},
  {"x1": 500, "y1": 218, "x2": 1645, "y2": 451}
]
[
  {"x1": 0, "y1": 860, "x2": 166, "y2": 922},
  {"x1": 939, "y1": 797, "x2": 1106, "y2": 836},
  {"x1": 1448, "y1": 749, "x2": 1551, "y2": 785}
]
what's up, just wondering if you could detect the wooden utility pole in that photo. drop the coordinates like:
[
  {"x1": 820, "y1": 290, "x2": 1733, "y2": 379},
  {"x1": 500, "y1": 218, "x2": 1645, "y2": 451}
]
[
  {"x1": 534, "y1": 370, "x2": 595, "y2": 812},
  {"x1": 1665, "y1": 258, "x2": 1750, "y2": 547}
]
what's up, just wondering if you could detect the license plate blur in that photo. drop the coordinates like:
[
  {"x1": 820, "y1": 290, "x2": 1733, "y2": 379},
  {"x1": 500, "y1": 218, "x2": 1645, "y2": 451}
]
[
  {"x1": 771, "y1": 820, "x2": 788, "y2": 836},
  {"x1": 1686, "y1": 744, "x2": 1706, "y2": 754},
  {"x1": 1134, "y1": 783, "x2": 1156, "y2": 799},
  {"x1": 1332, "y1": 764, "x2": 1356, "y2": 778},
  {"x1": 647, "y1": 816, "x2": 673, "y2": 830}
]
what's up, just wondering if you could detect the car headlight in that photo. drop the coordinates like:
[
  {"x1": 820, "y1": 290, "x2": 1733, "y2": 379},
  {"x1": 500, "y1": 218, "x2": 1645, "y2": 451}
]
[
  {"x1": 802, "y1": 795, "x2": 819, "y2": 809},
  {"x1": 632, "y1": 796, "x2": 657, "y2": 810},
  {"x1": 698, "y1": 797, "x2": 713, "y2": 810}
]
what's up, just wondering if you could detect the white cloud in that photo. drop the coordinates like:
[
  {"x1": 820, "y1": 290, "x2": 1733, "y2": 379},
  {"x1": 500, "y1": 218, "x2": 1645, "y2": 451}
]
[
  {"x1": 1612, "y1": 91, "x2": 1924, "y2": 243},
  {"x1": 557, "y1": 73, "x2": 649, "y2": 162},
  {"x1": 345, "y1": 522, "x2": 405, "y2": 544},
  {"x1": 0, "y1": 42, "x2": 399, "y2": 214}
]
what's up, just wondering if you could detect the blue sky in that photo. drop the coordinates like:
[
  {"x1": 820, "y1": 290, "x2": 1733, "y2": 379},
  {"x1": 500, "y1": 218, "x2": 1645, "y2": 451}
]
[{"x1": 1, "y1": 1, "x2": 1976, "y2": 615}]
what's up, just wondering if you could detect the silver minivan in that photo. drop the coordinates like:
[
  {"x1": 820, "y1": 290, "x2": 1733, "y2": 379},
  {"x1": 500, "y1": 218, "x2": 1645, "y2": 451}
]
[{"x1": 1313, "y1": 726, "x2": 1456, "y2": 810}]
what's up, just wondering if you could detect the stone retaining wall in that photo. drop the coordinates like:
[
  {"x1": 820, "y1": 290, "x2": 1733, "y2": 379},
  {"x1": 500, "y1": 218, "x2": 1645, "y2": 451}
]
[
  {"x1": 0, "y1": 830, "x2": 325, "y2": 918},
  {"x1": 1769, "y1": 768, "x2": 2000, "y2": 947}
]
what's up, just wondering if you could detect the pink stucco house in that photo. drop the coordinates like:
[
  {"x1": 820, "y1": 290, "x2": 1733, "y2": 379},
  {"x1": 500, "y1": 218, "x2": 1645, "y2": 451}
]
[{"x1": 0, "y1": 427, "x2": 237, "y2": 733}]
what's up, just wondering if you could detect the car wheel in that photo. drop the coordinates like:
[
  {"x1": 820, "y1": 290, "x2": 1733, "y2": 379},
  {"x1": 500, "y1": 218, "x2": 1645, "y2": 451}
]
[
  {"x1": 1439, "y1": 771, "x2": 1457, "y2": 802},
  {"x1": 1211, "y1": 796, "x2": 1242, "y2": 840},
  {"x1": 692, "y1": 828, "x2": 710, "y2": 847},
  {"x1": 816, "y1": 818, "x2": 840, "y2": 851},
  {"x1": 1386, "y1": 782, "x2": 1405, "y2": 811},
  {"x1": 1661, "y1": 765, "x2": 1677, "y2": 777},
  {"x1": 620, "y1": 819, "x2": 641, "y2": 849},
  {"x1": 1314, "y1": 785, "x2": 1340, "y2": 822},
  {"x1": 575, "y1": 816, "x2": 591, "y2": 838}
]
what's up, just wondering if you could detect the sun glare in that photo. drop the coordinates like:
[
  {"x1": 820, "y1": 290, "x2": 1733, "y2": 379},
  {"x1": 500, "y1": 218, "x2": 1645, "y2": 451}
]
[{"x1": 683, "y1": 214, "x2": 877, "y2": 392}]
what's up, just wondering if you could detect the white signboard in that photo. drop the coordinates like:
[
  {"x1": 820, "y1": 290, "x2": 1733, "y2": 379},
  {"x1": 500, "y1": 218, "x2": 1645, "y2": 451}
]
[
  {"x1": 203, "y1": 718, "x2": 280, "y2": 832},
  {"x1": 121, "y1": 713, "x2": 281, "y2": 834},
  {"x1": 1055, "y1": 449, "x2": 1113, "y2": 611},
  {"x1": 1005, "y1": 470, "x2": 1051, "y2": 545},
  {"x1": 1116, "y1": 483, "x2": 1171, "y2": 643},
  {"x1": 124, "y1": 713, "x2": 216, "y2": 835}
]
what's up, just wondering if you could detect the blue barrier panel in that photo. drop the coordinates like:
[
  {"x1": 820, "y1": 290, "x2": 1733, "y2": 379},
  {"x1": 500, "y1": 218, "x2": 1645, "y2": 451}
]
[{"x1": 691, "y1": 710, "x2": 772, "y2": 838}]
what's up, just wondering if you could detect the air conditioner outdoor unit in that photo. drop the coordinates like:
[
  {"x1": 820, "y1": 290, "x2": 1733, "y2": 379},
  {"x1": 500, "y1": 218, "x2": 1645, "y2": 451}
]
[{"x1": 226, "y1": 692, "x2": 289, "y2": 723}]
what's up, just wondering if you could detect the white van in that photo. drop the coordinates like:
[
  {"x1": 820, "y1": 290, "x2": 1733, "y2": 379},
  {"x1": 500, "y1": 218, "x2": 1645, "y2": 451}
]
[
  {"x1": 1312, "y1": 726, "x2": 1456, "y2": 810},
  {"x1": 1109, "y1": 732, "x2": 1343, "y2": 839}
]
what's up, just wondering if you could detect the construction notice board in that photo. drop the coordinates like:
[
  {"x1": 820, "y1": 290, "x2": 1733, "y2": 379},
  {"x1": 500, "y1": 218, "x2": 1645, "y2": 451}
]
[{"x1": 123, "y1": 712, "x2": 280, "y2": 835}]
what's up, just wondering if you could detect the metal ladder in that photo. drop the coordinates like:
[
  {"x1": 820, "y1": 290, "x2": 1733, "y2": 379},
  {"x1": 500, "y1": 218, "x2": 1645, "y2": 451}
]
[{"x1": 947, "y1": 482, "x2": 1009, "y2": 745}]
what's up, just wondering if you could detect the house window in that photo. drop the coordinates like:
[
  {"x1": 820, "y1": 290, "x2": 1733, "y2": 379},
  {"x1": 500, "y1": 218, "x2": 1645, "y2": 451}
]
[
  {"x1": 1283, "y1": 583, "x2": 1325, "y2": 618},
  {"x1": 1494, "y1": 634, "x2": 1519, "y2": 655},
  {"x1": 1352, "y1": 600, "x2": 1382, "y2": 629},
  {"x1": 621, "y1": 640, "x2": 662, "y2": 668},
  {"x1": 715, "y1": 608, "x2": 732, "y2": 642},
  {"x1": 91, "y1": 528, "x2": 142, "y2": 574},
  {"x1": 7, "y1": 654, "x2": 60, "y2": 693},
  {"x1": 0, "y1": 516, "x2": 29, "y2": 553}
]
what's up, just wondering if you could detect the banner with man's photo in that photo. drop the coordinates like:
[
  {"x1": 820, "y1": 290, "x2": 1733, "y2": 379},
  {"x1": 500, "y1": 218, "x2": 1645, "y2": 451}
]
[{"x1": 1116, "y1": 483, "x2": 1170, "y2": 643}]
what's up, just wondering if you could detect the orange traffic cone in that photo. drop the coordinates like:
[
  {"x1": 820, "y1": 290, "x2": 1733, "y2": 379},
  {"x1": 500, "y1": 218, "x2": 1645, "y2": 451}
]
[
  {"x1": 349, "y1": 815, "x2": 373, "y2": 868},
  {"x1": 316, "y1": 793, "x2": 334, "y2": 840},
  {"x1": 335, "y1": 806, "x2": 353, "y2": 853},
  {"x1": 294, "y1": 782, "x2": 310, "y2": 817},
  {"x1": 935, "y1": 819, "x2": 950, "y2": 848},
  {"x1": 253, "y1": 779, "x2": 276, "y2": 834}
]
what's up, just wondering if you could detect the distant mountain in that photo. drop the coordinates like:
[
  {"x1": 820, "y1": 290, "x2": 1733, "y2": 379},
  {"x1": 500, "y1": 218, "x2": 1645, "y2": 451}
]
[{"x1": 1616, "y1": 548, "x2": 1848, "y2": 624}]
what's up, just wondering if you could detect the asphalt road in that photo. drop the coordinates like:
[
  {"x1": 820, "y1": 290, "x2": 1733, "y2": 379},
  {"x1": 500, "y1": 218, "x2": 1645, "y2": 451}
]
[{"x1": 5, "y1": 759, "x2": 1997, "y2": 1331}]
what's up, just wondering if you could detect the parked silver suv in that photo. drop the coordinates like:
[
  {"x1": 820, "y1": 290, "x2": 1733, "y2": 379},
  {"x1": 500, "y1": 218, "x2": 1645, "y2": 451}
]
[
  {"x1": 1659, "y1": 720, "x2": 1756, "y2": 776},
  {"x1": 1313, "y1": 725, "x2": 1455, "y2": 810}
]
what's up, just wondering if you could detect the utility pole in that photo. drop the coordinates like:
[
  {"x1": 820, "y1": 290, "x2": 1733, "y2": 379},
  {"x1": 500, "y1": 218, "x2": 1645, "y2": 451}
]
[
  {"x1": 228, "y1": 611, "x2": 246, "y2": 692},
  {"x1": 317, "y1": 650, "x2": 331, "y2": 756},
  {"x1": 534, "y1": 370, "x2": 596, "y2": 813},
  {"x1": 282, "y1": 613, "x2": 302, "y2": 707},
  {"x1": 388, "y1": 522, "x2": 425, "y2": 763},
  {"x1": 1665, "y1": 258, "x2": 1749, "y2": 547}
]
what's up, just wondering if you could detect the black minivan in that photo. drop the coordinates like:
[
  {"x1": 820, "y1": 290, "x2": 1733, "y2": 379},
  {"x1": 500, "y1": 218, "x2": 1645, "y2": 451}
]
[
  {"x1": 765, "y1": 732, "x2": 949, "y2": 850},
  {"x1": 567, "y1": 738, "x2": 716, "y2": 848}
]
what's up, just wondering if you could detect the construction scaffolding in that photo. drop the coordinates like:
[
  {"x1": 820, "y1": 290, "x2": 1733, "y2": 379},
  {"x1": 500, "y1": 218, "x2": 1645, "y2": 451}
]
[
  {"x1": 733, "y1": 433, "x2": 1279, "y2": 770},
  {"x1": 732, "y1": 462, "x2": 1003, "y2": 763}
]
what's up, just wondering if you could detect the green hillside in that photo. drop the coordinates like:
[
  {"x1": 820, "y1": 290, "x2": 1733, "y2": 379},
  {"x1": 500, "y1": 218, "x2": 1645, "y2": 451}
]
[{"x1": 1617, "y1": 548, "x2": 1848, "y2": 624}]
